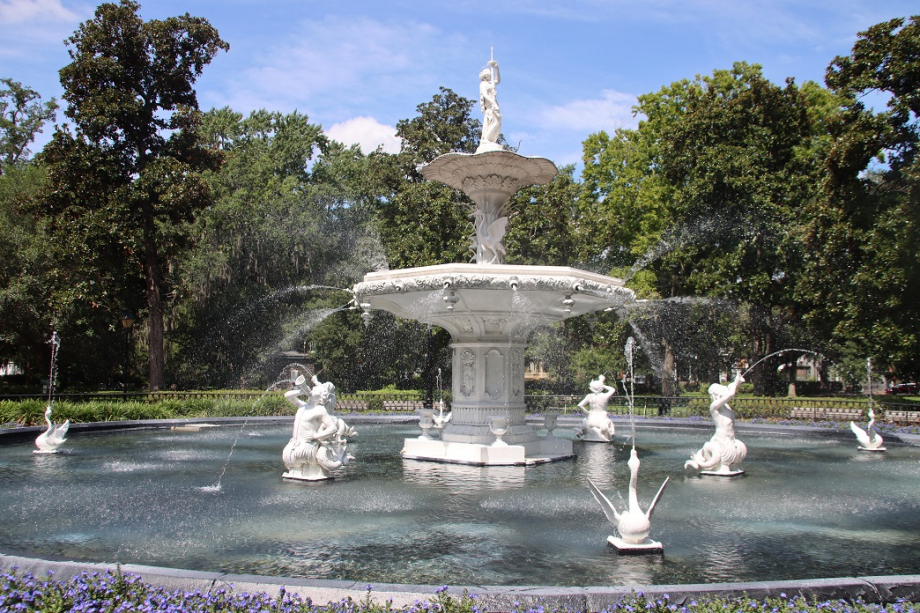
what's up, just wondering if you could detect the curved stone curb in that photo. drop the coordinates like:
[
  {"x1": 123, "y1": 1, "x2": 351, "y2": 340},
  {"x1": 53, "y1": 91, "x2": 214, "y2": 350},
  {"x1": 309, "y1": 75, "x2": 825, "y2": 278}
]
[{"x1": 3, "y1": 552, "x2": 920, "y2": 609}]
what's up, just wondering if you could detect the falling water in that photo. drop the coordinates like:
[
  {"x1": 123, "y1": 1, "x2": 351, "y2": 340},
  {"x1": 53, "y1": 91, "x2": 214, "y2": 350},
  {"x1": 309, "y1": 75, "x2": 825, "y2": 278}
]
[
  {"x1": 622, "y1": 216, "x2": 734, "y2": 284},
  {"x1": 625, "y1": 321, "x2": 664, "y2": 378},
  {"x1": 865, "y1": 357, "x2": 874, "y2": 414}
]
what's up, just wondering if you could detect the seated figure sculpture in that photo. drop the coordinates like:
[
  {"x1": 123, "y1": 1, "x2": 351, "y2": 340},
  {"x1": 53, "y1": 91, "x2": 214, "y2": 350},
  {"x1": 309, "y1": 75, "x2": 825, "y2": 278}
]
[
  {"x1": 685, "y1": 373, "x2": 747, "y2": 475},
  {"x1": 282, "y1": 374, "x2": 356, "y2": 481},
  {"x1": 574, "y1": 375, "x2": 617, "y2": 442}
]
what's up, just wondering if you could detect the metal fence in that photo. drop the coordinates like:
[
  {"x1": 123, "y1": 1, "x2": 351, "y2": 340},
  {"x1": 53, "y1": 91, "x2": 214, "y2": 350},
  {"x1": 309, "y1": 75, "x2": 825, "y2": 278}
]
[
  {"x1": 523, "y1": 394, "x2": 920, "y2": 423},
  {"x1": 2, "y1": 391, "x2": 917, "y2": 422}
]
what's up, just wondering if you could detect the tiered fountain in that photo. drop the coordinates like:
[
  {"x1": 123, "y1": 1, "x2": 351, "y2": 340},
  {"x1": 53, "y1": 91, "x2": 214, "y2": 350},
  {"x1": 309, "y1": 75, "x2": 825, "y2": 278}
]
[{"x1": 353, "y1": 55, "x2": 635, "y2": 465}]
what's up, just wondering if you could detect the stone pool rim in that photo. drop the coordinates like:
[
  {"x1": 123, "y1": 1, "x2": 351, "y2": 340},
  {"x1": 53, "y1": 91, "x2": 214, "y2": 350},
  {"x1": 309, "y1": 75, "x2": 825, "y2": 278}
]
[{"x1": 3, "y1": 416, "x2": 920, "y2": 610}]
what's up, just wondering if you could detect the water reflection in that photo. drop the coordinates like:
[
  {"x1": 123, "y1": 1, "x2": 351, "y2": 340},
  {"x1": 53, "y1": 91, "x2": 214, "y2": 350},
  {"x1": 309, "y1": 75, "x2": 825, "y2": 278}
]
[{"x1": 0, "y1": 423, "x2": 918, "y2": 587}]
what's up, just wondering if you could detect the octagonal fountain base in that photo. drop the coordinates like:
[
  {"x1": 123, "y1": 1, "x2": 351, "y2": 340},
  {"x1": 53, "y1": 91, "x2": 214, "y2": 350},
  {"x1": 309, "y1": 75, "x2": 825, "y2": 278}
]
[
  {"x1": 354, "y1": 263, "x2": 634, "y2": 466},
  {"x1": 402, "y1": 435, "x2": 575, "y2": 466}
]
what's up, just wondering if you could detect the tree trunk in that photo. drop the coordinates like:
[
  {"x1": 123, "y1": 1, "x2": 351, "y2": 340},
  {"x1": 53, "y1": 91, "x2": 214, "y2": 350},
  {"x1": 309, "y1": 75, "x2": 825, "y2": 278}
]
[{"x1": 145, "y1": 236, "x2": 164, "y2": 392}]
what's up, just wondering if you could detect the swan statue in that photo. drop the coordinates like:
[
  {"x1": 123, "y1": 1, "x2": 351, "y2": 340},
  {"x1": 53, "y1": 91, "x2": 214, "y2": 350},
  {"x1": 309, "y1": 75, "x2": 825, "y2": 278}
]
[
  {"x1": 433, "y1": 400, "x2": 452, "y2": 429},
  {"x1": 850, "y1": 408, "x2": 886, "y2": 451},
  {"x1": 588, "y1": 448, "x2": 669, "y2": 551},
  {"x1": 34, "y1": 405, "x2": 69, "y2": 454}
]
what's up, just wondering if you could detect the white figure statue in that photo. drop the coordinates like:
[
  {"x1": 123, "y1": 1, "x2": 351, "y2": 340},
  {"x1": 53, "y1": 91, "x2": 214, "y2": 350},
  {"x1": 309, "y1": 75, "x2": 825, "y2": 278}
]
[
  {"x1": 282, "y1": 375, "x2": 356, "y2": 481},
  {"x1": 475, "y1": 54, "x2": 502, "y2": 153},
  {"x1": 574, "y1": 375, "x2": 617, "y2": 442},
  {"x1": 850, "y1": 408, "x2": 886, "y2": 451},
  {"x1": 685, "y1": 373, "x2": 747, "y2": 475},
  {"x1": 588, "y1": 448, "x2": 669, "y2": 551},
  {"x1": 34, "y1": 405, "x2": 69, "y2": 454}
]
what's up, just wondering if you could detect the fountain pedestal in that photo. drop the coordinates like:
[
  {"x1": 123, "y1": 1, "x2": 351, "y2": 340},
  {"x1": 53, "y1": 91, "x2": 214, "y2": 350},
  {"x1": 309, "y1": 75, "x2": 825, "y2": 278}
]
[
  {"x1": 356, "y1": 262, "x2": 634, "y2": 465},
  {"x1": 354, "y1": 107, "x2": 635, "y2": 465}
]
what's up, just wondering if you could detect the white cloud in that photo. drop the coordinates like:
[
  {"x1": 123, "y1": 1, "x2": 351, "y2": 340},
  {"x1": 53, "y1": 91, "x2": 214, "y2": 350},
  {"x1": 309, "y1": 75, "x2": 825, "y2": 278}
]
[
  {"x1": 224, "y1": 16, "x2": 468, "y2": 121},
  {"x1": 539, "y1": 89, "x2": 639, "y2": 133},
  {"x1": 0, "y1": 0, "x2": 79, "y2": 23},
  {"x1": 326, "y1": 116, "x2": 402, "y2": 154}
]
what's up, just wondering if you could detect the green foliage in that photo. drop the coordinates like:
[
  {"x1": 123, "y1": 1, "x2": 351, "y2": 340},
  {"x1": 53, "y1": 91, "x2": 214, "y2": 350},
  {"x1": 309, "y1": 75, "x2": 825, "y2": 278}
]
[
  {"x1": 374, "y1": 88, "x2": 480, "y2": 268},
  {"x1": 35, "y1": 0, "x2": 228, "y2": 391},
  {"x1": 581, "y1": 62, "x2": 834, "y2": 395},
  {"x1": 801, "y1": 16, "x2": 920, "y2": 380},
  {"x1": 0, "y1": 79, "x2": 57, "y2": 170}
]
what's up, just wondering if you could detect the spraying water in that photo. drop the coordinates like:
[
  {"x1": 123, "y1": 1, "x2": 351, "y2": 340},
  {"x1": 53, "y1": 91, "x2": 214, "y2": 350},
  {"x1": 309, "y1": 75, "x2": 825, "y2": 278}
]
[
  {"x1": 741, "y1": 348, "x2": 822, "y2": 378},
  {"x1": 201, "y1": 363, "x2": 315, "y2": 493},
  {"x1": 46, "y1": 331, "x2": 61, "y2": 408},
  {"x1": 622, "y1": 336, "x2": 637, "y2": 448}
]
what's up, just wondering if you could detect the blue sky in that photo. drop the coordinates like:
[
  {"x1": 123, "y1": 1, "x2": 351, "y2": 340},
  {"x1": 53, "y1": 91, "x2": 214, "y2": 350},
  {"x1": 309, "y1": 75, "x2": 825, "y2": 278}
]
[{"x1": 1, "y1": 0, "x2": 916, "y2": 167}]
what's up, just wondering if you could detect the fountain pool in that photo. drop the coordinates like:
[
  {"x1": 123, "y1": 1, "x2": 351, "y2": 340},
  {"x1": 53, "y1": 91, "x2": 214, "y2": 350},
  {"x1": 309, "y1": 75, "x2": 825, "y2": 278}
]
[{"x1": 2, "y1": 419, "x2": 919, "y2": 588}]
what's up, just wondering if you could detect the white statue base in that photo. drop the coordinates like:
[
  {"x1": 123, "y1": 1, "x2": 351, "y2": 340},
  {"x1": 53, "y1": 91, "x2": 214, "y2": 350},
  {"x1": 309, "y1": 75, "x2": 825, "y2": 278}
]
[
  {"x1": 282, "y1": 466, "x2": 334, "y2": 481},
  {"x1": 700, "y1": 468, "x2": 745, "y2": 477},
  {"x1": 402, "y1": 436, "x2": 573, "y2": 466},
  {"x1": 607, "y1": 536, "x2": 663, "y2": 553},
  {"x1": 857, "y1": 446, "x2": 887, "y2": 452}
]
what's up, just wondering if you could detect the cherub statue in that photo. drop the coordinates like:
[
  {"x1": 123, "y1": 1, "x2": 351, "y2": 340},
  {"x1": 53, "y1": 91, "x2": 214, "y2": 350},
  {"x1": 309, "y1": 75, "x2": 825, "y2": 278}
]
[
  {"x1": 574, "y1": 375, "x2": 617, "y2": 442},
  {"x1": 282, "y1": 374, "x2": 356, "y2": 481},
  {"x1": 685, "y1": 373, "x2": 747, "y2": 475}
]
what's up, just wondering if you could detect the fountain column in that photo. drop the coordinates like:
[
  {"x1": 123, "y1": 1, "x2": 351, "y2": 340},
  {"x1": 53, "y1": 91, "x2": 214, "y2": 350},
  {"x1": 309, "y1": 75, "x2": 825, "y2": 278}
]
[{"x1": 352, "y1": 55, "x2": 635, "y2": 465}]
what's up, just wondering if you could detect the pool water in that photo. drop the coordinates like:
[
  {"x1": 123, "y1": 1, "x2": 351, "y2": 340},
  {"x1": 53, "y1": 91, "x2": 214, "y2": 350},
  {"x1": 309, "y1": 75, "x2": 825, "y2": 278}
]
[{"x1": 1, "y1": 422, "x2": 918, "y2": 586}]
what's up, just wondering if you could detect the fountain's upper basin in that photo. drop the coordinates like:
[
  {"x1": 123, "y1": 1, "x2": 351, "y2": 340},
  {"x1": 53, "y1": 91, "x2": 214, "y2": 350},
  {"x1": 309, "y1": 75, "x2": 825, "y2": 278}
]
[{"x1": 354, "y1": 263, "x2": 634, "y2": 338}]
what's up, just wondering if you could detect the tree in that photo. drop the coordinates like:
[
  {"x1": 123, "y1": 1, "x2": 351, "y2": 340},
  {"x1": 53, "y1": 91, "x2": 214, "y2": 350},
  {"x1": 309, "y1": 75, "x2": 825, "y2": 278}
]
[
  {"x1": 582, "y1": 64, "x2": 832, "y2": 394},
  {"x1": 36, "y1": 0, "x2": 228, "y2": 390},
  {"x1": 0, "y1": 81, "x2": 57, "y2": 382},
  {"x1": 0, "y1": 79, "x2": 58, "y2": 172},
  {"x1": 801, "y1": 16, "x2": 920, "y2": 379},
  {"x1": 170, "y1": 108, "x2": 394, "y2": 388},
  {"x1": 375, "y1": 87, "x2": 481, "y2": 269}
]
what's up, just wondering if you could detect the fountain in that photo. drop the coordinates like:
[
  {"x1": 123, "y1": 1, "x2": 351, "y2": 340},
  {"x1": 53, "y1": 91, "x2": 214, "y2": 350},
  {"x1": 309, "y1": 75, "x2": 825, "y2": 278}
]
[
  {"x1": 684, "y1": 373, "x2": 747, "y2": 476},
  {"x1": 851, "y1": 358, "x2": 886, "y2": 452},
  {"x1": 33, "y1": 332, "x2": 69, "y2": 455},
  {"x1": 574, "y1": 374, "x2": 617, "y2": 442},
  {"x1": 281, "y1": 374, "x2": 356, "y2": 481},
  {"x1": 586, "y1": 336, "x2": 668, "y2": 553},
  {"x1": 353, "y1": 54, "x2": 635, "y2": 465}
]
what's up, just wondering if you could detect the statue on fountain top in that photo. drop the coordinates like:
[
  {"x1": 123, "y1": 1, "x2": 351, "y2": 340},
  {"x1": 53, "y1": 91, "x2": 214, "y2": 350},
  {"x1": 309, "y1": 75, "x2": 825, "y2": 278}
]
[
  {"x1": 282, "y1": 374, "x2": 356, "y2": 481},
  {"x1": 685, "y1": 373, "x2": 747, "y2": 476},
  {"x1": 574, "y1": 375, "x2": 617, "y2": 442},
  {"x1": 476, "y1": 55, "x2": 502, "y2": 153}
]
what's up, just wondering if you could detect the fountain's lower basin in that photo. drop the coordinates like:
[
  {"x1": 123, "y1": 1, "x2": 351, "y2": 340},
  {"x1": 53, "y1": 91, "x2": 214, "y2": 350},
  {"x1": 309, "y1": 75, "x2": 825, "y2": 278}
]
[{"x1": 1, "y1": 419, "x2": 919, "y2": 588}]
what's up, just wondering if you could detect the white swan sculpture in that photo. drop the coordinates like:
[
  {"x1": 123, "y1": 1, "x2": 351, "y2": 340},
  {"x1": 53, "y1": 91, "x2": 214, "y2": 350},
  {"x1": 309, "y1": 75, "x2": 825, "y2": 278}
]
[
  {"x1": 588, "y1": 448, "x2": 669, "y2": 552},
  {"x1": 850, "y1": 408, "x2": 886, "y2": 451},
  {"x1": 34, "y1": 405, "x2": 69, "y2": 454},
  {"x1": 433, "y1": 400, "x2": 452, "y2": 429}
]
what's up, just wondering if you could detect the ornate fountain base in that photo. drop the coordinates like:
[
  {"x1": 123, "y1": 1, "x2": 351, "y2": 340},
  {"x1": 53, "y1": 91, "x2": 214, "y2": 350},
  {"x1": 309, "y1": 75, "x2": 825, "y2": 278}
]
[
  {"x1": 355, "y1": 263, "x2": 633, "y2": 467},
  {"x1": 402, "y1": 436, "x2": 573, "y2": 466}
]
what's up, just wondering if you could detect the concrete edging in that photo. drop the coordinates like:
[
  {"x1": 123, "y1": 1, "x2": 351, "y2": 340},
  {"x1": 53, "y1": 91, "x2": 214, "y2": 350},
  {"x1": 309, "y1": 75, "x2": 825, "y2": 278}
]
[{"x1": 3, "y1": 552, "x2": 920, "y2": 609}]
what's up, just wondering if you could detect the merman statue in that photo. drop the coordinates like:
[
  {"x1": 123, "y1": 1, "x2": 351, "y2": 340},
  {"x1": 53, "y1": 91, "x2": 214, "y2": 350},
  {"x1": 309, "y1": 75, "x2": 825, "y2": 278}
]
[
  {"x1": 282, "y1": 374, "x2": 356, "y2": 481},
  {"x1": 685, "y1": 373, "x2": 747, "y2": 476},
  {"x1": 574, "y1": 375, "x2": 617, "y2": 442}
]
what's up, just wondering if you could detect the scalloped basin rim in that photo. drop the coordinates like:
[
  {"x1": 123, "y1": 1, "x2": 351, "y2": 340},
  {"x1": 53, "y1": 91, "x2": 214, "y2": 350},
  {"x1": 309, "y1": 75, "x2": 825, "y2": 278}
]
[{"x1": 358, "y1": 263, "x2": 626, "y2": 286}]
